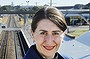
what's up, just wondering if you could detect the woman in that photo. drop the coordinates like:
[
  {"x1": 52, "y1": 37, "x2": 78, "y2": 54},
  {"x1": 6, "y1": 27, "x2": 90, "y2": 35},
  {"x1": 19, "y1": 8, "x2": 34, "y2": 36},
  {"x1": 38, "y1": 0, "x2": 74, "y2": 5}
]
[{"x1": 24, "y1": 7, "x2": 72, "y2": 59}]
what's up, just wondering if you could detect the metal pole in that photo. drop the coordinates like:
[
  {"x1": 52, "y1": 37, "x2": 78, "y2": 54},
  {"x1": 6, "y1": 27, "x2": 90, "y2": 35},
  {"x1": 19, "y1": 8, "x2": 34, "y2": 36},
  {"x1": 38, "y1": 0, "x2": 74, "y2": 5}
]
[
  {"x1": 89, "y1": 6, "x2": 90, "y2": 30},
  {"x1": 50, "y1": 0, "x2": 52, "y2": 6},
  {"x1": 26, "y1": 1, "x2": 29, "y2": 6},
  {"x1": 36, "y1": 2, "x2": 37, "y2": 6}
]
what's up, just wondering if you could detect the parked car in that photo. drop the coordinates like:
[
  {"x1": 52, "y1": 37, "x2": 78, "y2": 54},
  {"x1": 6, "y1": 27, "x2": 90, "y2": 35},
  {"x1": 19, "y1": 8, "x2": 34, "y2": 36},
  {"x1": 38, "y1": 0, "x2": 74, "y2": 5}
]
[
  {"x1": 0, "y1": 23, "x2": 7, "y2": 28},
  {"x1": 1, "y1": 25, "x2": 6, "y2": 28}
]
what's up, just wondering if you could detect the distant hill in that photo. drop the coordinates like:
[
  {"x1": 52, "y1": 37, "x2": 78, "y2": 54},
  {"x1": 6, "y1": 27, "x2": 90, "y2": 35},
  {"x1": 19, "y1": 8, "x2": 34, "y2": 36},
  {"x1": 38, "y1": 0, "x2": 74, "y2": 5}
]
[{"x1": 56, "y1": 2, "x2": 90, "y2": 9}]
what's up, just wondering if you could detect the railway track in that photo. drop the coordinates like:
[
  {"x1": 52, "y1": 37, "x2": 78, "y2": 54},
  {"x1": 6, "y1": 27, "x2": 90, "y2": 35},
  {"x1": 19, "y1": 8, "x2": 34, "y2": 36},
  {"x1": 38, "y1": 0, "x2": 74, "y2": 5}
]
[
  {"x1": 0, "y1": 31, "x2": 9, "y2": 59},
  {"x1": 0, "y1": 14, "x2": 29, "y2": 59}
]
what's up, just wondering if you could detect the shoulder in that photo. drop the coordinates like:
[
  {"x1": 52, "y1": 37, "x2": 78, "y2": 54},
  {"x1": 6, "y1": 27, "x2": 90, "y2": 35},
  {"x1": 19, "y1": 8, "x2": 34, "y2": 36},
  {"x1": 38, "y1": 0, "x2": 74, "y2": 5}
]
[
  {"x1": 23, "y1": 45, "x2": 42, "y2": 59},
  {"x1": 23, "y1": 47, "x2": 36, "y2": 59}
]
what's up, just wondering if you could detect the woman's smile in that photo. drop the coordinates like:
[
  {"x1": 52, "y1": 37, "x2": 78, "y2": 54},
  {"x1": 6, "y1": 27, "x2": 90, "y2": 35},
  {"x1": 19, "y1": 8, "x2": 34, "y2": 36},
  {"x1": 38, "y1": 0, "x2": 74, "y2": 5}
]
[{"x1": 43, "y1": 45, "x2": 56, "y2": 51}]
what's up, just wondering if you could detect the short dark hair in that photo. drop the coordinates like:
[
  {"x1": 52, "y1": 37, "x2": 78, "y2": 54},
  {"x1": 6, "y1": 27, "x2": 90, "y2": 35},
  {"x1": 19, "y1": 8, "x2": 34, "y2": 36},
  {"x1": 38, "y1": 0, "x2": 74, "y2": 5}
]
[{"x1": 31, "y1": 7, "x2": 67, "y2": 32}]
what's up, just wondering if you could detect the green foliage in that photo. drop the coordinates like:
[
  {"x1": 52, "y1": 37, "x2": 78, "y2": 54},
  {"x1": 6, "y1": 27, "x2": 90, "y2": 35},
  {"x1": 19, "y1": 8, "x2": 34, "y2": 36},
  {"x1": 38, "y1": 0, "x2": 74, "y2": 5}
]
[
  {"x1": 82, "y1": 2, "x2": 90, "y2": 9},
  {"x1": 69, "y1": 29, "x2": 88, "y2": 38},
  {"x1": 0, "y1": 5, "x2": 13, "y2": 11}
]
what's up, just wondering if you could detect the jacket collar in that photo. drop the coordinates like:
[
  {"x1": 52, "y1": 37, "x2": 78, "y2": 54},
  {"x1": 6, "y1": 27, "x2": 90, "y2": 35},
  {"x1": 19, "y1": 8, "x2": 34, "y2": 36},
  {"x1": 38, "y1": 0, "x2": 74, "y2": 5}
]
[{"x1": 30, "y1": 44, "x2": 64, "y2": 59}]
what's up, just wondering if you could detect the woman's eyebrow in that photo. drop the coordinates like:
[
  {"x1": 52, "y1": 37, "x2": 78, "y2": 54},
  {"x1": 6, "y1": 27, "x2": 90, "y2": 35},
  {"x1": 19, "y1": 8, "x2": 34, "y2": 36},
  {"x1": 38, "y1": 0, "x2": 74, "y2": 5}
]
[
  {"x1": 39, "y1": 30, "x2": 47, "y2": 32},
  {"x1": 39, "y1": 30, "x2": 62, "y2": 32},
  {"x1": 52, "y1": 30, "x2": 62, "y2": 32}
]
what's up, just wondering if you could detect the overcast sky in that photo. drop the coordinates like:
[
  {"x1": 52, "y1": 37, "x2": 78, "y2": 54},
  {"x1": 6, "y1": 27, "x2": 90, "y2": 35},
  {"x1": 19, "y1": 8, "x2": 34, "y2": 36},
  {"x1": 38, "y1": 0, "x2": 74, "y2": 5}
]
[{"x1": 0, "y1": 0, "x2": 90, "y2": 6}]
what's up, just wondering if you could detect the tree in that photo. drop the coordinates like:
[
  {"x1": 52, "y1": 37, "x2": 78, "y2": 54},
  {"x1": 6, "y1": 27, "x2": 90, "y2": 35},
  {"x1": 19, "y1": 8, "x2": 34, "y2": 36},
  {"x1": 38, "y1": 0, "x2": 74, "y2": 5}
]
[
  {"x1": 0, "y1": 5, "x2": 13, "y2": 11},
  {"x1": 74, "y1": 4, "x2": 84, "y2": 9},
  {"x1": 32, "y1": 6, "x2": 39, "y2": 12},
  {"x1": 1, "y1": 6, "x2": 7, "y2": 11},
  {"x1": 82, "y1": 2, "x2": 90, "y2": 9}
]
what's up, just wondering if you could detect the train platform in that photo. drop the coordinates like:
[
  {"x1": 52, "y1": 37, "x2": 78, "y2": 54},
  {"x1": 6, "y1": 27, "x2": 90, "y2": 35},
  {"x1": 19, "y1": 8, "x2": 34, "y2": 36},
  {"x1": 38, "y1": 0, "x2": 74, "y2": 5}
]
[
  {"x1": 21, "y1": 26, "x2": 33, "y2": 48},
  {"x1": 0, "y1": 29, "x2": 2, "y2": 34}
]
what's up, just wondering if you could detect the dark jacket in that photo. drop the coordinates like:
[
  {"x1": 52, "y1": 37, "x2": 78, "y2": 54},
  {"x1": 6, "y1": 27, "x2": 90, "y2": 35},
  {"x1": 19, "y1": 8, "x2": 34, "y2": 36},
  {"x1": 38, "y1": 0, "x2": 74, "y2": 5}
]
[{"x1": 23, "y1": 45, "x2": 72, "y2": 59}]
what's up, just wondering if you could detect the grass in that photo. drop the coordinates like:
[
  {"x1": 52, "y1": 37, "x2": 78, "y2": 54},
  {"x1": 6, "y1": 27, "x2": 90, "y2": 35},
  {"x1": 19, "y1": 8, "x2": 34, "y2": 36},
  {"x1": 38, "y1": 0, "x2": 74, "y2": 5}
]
[
  {"x1": 0, "y1": 17, "x2": 8, "y2": 24},
  {"x1": 68, "y1": 29, "x2": 88, "y2": 38}
]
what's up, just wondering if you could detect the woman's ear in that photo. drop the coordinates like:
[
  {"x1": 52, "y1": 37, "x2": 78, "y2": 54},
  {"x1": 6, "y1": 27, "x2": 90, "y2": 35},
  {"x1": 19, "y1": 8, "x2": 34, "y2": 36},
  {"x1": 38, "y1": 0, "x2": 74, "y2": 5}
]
[
  {"x1": 30, "y1": 30, "x2": 35, "y2": 43},
  {"x1": 30, "y1": 30, "x2": 34, "y2": 38}
]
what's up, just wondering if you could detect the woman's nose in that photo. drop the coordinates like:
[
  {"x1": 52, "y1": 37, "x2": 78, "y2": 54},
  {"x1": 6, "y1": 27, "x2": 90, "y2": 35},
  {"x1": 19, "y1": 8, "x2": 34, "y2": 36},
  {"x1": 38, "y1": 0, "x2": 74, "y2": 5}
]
[{"x1": 45, "y1": 35, "x2": 54, "y2": 44}]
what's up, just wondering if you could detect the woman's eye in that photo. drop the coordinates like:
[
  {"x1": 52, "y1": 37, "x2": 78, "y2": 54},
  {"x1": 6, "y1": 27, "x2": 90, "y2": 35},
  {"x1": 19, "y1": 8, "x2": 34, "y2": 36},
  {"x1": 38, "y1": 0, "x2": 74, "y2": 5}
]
[
  {"x1": 40, "y1": 32, "x2": 46, "y2": 35},
  {"x1": 53, "y1": 32, "x2": 59, "y2": 35}
]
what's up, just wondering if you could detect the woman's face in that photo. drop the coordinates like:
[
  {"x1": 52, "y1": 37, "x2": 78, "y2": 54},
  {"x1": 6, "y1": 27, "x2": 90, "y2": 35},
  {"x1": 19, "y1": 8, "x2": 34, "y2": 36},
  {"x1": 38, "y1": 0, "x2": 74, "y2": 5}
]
[{"x1": 32, "y1": 19, "x2": 64, "y2": 58}]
